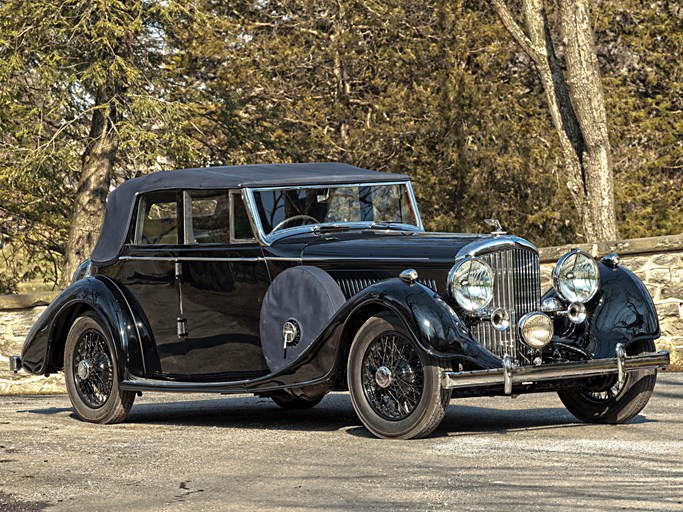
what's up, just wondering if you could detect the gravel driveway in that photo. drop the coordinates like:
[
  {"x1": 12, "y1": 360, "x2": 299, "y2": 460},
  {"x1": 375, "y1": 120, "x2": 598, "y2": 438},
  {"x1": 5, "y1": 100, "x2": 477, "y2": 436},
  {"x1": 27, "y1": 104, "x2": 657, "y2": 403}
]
[{"x1": 1, "y1": 373, "x2": 682, "y2": 511}]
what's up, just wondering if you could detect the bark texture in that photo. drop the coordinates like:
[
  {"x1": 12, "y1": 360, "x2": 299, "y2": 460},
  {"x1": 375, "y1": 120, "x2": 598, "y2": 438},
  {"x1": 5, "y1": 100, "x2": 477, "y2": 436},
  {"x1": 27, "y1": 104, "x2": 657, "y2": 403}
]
[
  {"x1": 491, "y1": 0, "x2": 619, "y2": 242},
  {"x1": 60, "y1": 88, "x2": 120, "y2": 285},
  {"x1": 332, "y1": 5, "x2": 352, "y2": 162}
]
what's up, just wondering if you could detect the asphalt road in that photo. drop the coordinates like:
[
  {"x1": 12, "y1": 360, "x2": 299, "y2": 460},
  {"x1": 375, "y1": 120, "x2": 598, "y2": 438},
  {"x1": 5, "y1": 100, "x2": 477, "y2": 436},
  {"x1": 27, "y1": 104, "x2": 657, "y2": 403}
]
[{"x1": 1, "y1": 373, "x2": 682, "y2": 512}]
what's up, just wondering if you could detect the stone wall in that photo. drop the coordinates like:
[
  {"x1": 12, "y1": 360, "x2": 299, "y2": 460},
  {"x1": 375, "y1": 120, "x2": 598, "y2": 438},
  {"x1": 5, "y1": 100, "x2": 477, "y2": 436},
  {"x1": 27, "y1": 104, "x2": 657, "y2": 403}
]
[
  {"x1": 0, "y1": 292, "x2": 64, "y2": 395},
  {"x1": 539, "y1": 233, "x2": 683, "y2": 367},
  {"x1": 1, "y1": 234, "x2": 681, "y2": 395}
]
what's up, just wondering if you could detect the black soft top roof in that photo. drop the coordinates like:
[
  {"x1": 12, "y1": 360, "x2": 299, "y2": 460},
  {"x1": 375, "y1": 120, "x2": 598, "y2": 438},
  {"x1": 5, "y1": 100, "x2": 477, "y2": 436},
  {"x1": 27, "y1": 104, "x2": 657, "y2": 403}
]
[{"x1": 90, "y1": 162, "x2": 409, "y2": 266}]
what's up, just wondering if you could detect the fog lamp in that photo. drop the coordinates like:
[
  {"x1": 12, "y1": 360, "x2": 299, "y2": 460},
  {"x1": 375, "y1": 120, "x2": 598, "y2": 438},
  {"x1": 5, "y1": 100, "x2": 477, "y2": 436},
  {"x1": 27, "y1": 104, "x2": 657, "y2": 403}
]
[{"x1": 519, "y1": 312, "x2": 553, "y2": 349}]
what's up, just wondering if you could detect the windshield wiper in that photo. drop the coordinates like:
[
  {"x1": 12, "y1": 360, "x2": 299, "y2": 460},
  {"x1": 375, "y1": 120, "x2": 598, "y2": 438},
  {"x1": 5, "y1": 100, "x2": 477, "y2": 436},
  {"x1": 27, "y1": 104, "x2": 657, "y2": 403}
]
[{"x1": 368, "y1": 221, "x2": 414, "y2": 231}]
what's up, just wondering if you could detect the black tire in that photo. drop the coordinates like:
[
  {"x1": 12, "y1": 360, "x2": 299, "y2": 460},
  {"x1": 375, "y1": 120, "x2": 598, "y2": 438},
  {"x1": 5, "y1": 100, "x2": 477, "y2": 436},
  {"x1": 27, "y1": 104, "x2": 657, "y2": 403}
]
[
  {"x1": 347, "y1": 313, "x2": 451, "y2": 439},
  {"x1": 558, "y1": 339, "x2": 658, "y2": 424},
  {"x1": 270, "y1": 394, "x2": 325, "y2": 409},
  {"x1": 64, "y1": 312, "x2": 135, "y2": 424}
]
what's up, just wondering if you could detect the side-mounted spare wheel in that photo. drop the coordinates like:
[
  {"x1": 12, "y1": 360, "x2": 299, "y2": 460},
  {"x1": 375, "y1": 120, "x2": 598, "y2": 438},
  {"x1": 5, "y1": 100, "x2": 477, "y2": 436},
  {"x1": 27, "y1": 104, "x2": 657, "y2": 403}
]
[
  {"x1": 347, "y1": 313, "x2": 451, "y2": 439},
  {"x1": 558, "y1": 339, "x2": 658, "y2": 424},
  {"x1": 260, "y1": 266, "x2": 346, "y2": 373},
  {"x1": 64, "y1": 312, "x2": 135, "y2": 424}
]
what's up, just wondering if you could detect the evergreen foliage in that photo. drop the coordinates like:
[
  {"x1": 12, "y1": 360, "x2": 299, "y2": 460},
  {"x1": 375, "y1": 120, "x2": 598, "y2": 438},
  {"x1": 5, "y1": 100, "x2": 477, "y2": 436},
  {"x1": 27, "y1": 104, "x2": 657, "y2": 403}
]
[{"x1": 0, "y1": 0, "x2": 679, "y2": 291}]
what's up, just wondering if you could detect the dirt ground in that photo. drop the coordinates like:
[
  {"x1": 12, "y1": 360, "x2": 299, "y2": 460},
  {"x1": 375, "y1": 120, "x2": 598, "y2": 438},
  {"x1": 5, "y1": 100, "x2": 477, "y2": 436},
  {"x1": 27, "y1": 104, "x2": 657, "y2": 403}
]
[{"x1": 1, "y1": 373, "x2": 682, "y2": 512}]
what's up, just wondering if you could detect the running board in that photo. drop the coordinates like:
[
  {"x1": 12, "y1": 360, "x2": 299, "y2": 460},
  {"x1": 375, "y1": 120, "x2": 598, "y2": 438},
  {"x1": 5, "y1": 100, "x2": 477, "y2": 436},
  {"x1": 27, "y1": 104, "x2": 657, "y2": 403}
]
[{"x1": 441, "y1": 345, "x2": 670, "y2": 395}]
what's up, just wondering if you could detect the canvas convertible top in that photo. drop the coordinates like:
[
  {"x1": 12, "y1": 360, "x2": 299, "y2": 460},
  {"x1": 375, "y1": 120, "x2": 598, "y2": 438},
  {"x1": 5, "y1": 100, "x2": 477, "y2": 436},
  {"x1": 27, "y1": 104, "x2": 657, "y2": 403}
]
[{"x1": 90, "y1": 162, "x2": 409, "y2": 266}]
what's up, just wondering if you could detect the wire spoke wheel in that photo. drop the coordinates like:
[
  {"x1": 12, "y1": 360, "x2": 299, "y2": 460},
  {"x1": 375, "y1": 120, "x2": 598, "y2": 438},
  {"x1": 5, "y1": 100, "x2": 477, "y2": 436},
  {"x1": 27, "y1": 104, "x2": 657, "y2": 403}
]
[
  {"x1": 582, "y1": 376, "x2": 625, "y2": 403},
  {"x1": 558, "y1": 339, "x2": 658, "y2": 424},
  {"x1": 361, "y1": 333, "x2": 424, "y2": 421},
  {"x1": 348, "y1": 313, "x2": 451, "y2": 439},
  {"x1": 64, "y1": 313, "x2": 135, "y2": 424},
  {"x1": 73, "y1": 330, "x2": 114, "y2": 408}
]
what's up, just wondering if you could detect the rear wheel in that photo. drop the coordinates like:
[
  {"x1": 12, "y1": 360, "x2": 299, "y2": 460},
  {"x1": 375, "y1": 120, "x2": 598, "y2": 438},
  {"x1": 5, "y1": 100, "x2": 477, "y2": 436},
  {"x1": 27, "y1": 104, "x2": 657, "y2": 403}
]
[
  {"x1": 558, "y1": 339, "x2": 658, "y2": 424},
  {"x1": 347, "y1": 313, "x2": 451, "y2": 439},
  {"x1": 64, "y1": 313, "x2": 135, "y2": 424}
]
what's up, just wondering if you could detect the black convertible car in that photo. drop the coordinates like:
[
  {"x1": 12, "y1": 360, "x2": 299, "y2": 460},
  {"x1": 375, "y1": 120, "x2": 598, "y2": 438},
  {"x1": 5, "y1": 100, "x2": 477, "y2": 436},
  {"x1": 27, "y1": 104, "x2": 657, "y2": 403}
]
[{"x1": 10, "y1": 163, "x2": 669, "y2": 438}]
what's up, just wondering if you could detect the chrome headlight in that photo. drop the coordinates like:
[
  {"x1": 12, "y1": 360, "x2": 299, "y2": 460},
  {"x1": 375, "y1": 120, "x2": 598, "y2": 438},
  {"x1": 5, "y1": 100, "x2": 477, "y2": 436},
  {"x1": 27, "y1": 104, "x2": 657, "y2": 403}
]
[
  {"x1": 553, "y1": 249, "x2": 599, "y2": 303},
  {"x1": 448, "y1": 257, "x2": 494, "y2": 312}
]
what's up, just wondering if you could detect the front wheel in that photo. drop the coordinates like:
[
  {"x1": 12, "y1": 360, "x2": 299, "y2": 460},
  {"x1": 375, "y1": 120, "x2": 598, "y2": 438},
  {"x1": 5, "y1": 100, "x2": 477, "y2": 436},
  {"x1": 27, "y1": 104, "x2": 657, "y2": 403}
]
[
  {"x1": 64, "y1": 313, "x2": 135, "y2": 424},
  {"x1": 558, "y1": 339, "x2": 658, "y2": 424},
  {"x1": 347, "y1": 313, "x2": 451, "y2": 439}
]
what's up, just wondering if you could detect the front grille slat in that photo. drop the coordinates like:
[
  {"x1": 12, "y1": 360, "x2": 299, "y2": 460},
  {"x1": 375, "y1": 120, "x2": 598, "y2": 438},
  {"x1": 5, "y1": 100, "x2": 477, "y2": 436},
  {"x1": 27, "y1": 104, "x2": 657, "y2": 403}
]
[
  {"x1": 335, "y1": 277, "x2": 438, "y2": 300},
  {"x1": 475, "y1": 247, "x2": 541, "y2": 366}
]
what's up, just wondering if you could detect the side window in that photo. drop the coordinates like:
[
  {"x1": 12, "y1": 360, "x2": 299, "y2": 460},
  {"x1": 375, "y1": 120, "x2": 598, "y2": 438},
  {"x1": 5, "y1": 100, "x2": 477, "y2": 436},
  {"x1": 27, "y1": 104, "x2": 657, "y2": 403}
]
[
  {"x1": 134, "y1": 192, "x2": 179, "y2": 245},
  {"x1": 184, "y1": 191, "x2": 230, "y2": 244},
  {"x1": 231, "y1": 192, "x2": 256, "y2": 242}
]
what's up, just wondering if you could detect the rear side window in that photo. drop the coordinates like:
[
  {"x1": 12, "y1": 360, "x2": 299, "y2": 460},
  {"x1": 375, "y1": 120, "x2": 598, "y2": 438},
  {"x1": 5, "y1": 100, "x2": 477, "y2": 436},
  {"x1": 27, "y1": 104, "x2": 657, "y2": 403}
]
[
  {"x1": 133, "y1": 192, "x2": 178, "y2": 245},
  {"x1": 184, "y1": 191, "x2": 230, "y2": 244}
]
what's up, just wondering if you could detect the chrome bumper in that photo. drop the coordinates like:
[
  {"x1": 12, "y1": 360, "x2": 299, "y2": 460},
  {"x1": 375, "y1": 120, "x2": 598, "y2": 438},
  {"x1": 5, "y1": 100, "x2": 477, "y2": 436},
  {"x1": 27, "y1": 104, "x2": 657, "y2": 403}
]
[
  {"x1": 441, "y1": 344, "x2": 670, "y2": 395},
  {"x1": 8, "y1": 356, "x2": 22, "y2": 373}
]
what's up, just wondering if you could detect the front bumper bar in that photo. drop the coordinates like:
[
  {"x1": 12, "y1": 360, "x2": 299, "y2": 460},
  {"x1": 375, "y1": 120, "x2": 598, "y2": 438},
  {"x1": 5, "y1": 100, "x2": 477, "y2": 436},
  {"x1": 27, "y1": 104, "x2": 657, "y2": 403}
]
[{"x1": 441, "y1": 344, "x2": 670, "y2": 395}]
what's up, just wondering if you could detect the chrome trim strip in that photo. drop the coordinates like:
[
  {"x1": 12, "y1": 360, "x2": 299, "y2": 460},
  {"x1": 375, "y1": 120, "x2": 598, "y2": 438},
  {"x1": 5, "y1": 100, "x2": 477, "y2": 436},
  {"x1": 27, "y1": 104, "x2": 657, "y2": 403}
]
[
  {"x1": 405, "y1": 181, "x2": 424, "y2": 230},
  {"x1": 118, "y1": 255, "x2": 431, "y2": 263},
  {"x1": 456, "y1": 236, "x2": 538, "y2": 259},
  {"x1": 249, "y1": 180, "x2": 411, "y2": 192},
  {"x1": 441, "y1": 350, "x2": 670, "y2": 391}
]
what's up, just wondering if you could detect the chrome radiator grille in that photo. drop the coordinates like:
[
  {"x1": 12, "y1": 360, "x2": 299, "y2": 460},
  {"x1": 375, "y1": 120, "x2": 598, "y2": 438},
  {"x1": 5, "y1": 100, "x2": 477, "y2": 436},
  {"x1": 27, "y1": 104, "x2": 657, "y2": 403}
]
[{"x1": 471, "y1": 248, "x2": 541, "y2": 365}]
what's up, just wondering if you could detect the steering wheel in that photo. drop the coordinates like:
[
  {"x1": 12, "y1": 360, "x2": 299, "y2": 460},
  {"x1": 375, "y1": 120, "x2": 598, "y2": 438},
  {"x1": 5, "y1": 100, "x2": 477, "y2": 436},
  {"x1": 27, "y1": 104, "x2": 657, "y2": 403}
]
[{"x1": 271, "y1": 214, "x2": 320, "y2": 232}]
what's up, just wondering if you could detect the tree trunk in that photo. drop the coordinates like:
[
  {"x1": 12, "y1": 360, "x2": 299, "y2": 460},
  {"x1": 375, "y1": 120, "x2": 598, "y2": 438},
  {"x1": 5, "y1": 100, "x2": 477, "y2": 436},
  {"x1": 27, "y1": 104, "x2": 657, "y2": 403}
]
[
  {"x1": 332, "y1": 6, "x2": 351, "y2": 162},
  {"x1": 558, "y1": 0, "x2": 618, "y2": 241},
  {"x1": 491, "y1": 0, "x2": 619, "y2": 242},
  {"x1": 60, "y1": 87, "x2": 120, "y2": 286}
]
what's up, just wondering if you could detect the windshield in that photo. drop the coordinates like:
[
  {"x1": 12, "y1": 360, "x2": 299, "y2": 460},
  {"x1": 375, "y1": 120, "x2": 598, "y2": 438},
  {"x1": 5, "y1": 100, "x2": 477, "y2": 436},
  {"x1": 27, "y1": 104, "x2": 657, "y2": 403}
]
[{"x1": 251, "y1": 183, "x2": 419, "y2": 238}]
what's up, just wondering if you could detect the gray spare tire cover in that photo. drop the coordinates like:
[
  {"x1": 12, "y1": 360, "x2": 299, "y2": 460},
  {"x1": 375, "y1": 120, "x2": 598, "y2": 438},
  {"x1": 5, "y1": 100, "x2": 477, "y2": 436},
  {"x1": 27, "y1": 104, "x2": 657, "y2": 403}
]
[{"x1": 260, "y1": 266, "x2": 346, "y2": 373}]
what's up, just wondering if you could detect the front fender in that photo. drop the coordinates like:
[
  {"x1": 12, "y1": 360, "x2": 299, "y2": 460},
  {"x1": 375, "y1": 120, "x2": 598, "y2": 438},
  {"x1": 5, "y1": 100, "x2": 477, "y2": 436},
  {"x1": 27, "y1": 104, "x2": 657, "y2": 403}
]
[
  {"x1": 20, "y1": 276, "x2": 148, "y2": 377},
  {"x1": 544, "y1": 261, "x2": 660, "y2": 358},
  {"x1": 342, "y1": 278, "x2": 502, "y2": 367},
  {"x1": 589, "y1": 262, "x2": 660, "y2": 357},
  {"x1": 247, "y1": 277, "x2": 502, "y2": 392}
]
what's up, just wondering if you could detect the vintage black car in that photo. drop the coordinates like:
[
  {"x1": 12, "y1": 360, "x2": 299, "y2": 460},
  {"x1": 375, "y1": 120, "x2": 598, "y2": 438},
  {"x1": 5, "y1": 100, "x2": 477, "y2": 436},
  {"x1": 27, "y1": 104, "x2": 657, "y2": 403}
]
[{"x1": 9, "y1": 163, "x2": 670, "y2": 438}]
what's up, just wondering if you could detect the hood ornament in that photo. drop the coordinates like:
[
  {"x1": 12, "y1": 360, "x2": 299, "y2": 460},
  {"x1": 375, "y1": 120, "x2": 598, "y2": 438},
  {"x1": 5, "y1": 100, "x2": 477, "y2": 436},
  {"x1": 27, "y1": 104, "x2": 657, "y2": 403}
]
[{"x1": 484, "y1": 218, "x2": 506, "y2": 236}]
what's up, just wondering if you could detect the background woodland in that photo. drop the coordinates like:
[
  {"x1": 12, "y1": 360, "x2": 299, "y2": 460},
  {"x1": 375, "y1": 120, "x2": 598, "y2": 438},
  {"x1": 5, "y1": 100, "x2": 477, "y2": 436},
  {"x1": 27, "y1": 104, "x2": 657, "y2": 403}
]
[{"x1": 0, "y1": 0, "x2": 681, "y2": 291}]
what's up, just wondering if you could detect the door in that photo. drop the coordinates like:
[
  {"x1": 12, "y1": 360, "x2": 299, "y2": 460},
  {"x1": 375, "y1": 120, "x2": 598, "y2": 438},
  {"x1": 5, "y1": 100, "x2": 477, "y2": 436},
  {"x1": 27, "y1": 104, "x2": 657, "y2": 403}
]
[
  {"x1": 118, "y1": 190, "x2": 187, "y2": 377},
  {"x1": 178, "y1": 190, "x2": 271, "y2": 380}
]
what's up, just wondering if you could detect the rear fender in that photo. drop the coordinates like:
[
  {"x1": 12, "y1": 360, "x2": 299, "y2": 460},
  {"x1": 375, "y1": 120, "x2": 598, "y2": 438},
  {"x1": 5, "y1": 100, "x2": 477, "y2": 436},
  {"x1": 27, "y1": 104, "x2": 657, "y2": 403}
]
[{"x1": 20, "y1": 276, "x2": 151, "y2": 377}]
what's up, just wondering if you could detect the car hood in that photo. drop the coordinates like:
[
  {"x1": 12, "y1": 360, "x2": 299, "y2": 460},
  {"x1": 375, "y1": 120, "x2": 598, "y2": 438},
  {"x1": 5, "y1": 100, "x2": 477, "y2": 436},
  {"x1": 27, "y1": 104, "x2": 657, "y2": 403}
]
[{"x1": 297, "y1": 231, "x2": 491, "y2": 264}]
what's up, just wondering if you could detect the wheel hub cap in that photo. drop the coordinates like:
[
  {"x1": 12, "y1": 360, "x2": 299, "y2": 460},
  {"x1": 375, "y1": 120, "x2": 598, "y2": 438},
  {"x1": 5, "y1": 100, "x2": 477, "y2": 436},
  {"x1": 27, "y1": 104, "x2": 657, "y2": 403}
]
[
  {"x1": 77, "y1": 359, "x2": 91, "y2": 380},
  {"x1": 375, "y1": 366, "x2": 393, "y2": 388}
]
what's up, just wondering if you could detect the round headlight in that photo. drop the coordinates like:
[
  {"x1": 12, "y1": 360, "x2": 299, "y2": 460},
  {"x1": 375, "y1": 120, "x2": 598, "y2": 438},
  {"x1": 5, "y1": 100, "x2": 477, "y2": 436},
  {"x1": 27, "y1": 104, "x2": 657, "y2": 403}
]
[
  {"x1": 448, "y1": 258, "x2": 494, "y2": 312},
  {"x1": 553, "y1": 250, "x2": 599, "y2": 303},
  {"x1": 519, "y1": 312, "x2": 554, "y2": 348}
]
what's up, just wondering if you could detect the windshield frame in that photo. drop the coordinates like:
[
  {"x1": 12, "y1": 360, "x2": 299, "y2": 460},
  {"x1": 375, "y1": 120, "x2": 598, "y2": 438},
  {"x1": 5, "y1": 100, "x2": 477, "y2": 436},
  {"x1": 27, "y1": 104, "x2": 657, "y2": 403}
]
[{"x1": 243, "y1": 181, "x2": 424, "y2": 245}]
